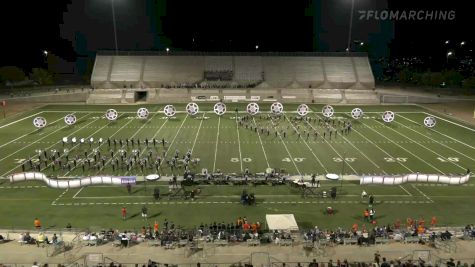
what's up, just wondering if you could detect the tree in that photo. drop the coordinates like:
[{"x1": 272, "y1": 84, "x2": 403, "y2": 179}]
[
  {"x1": 462, "y1": 77, "x2": 475, "y2": 90},
  {"x1": 29, "y1": 68, "x2": 54, "y2": 85},
  {"x1": 0, "y1": 66, "x2": 25, "y2": 84},
  {"x1": 442, "y1": 70, "x2": 464, "y2": 87}
]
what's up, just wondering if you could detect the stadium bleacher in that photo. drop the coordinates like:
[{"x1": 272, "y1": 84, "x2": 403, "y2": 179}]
[{"x1": 88, "y1": 52, "x2": 379, "y2": 104}]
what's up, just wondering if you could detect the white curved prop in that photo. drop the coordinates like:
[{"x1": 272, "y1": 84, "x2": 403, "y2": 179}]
[
  {"x1": 360, "y1": 173, "x2": 470, "y2": 185},
  {"x1": 64, "y1": 114, "x2": 77, "y2": 125},
  {"x1": 137, "y1": 108, "x2": 149, "y2": 119},
  {"x1": 382, "y1": 111, "x2": 395, "y2": 123},
  {"x1": 270, "y1": 102, "x2": 283, "y2": 115},
  {"x1": 105, "y1": 109, "x2": 118, "y2": 121},
  {"x1": 297, "y1": 104, "x2": 309, "y2": 116},
  {"x1": 351, "y1": 108, "x2": 364, "y2": 119},
  {"x1": 424, "y1": 116, "x2": 436, "y2": 128},
  {"x1": 186, "y1": 102, "x2": 199, "y2": 116},
  {"x1": 213, "y1": 102, "x2": 226, "y2": 116},
  {"x1": 8, "y1": 172, "x2": 130, "y2": 189},
  {"x1": 163, "y1": 105, "x2": 176, "y2": 117},
  {"x1": 322, "y1": 105, "x2": 334, "y2": 118},
  {"x1": 33, "y1": 117, "x2": 47, "y2": 128},
  {"x1": 246, "y1": 103, "x2": 260, "y2": 115}
]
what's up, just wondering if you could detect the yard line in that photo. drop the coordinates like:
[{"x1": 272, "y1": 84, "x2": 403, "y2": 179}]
[
  {"x1": 303, "y1": 115, "x2": 358, "y2": 174},
  {"x1": 283, "y1": 114, "x2": 327, "y2": 173},
  {"x1": 63, "y1": 114, "x2": 138, "y2": 176},
  {"x1": 1, "y1": 113, "x2": 100, "y2": 176},
  {"x1": 411, "y1": 184, "x2": 433, "y2": 202},
  {"x1": 0, "y1": 113, "x2": 67, "y2": 150},
  {"x1": 159, "y1": 114, "x2": 189, "y2": 169},
  {"x1": 267, "y1": 115, "x2": 301, "y2": 175},
  {"x1": 423, "y1": 111, "x2": 475, "y2": 133},
  {"x1": 72, "y1": 187, "x2": 84, "y2": 198},
  {"x1": 356, "y1": 117, "x2": 446, "y2": 174},
  {"x1": 312, "y1": 114, "x2": 380, "y2": 170},
  {"x1": 235, "y1": 114, "x2": 243, "y2": 172},
  {"x1": 0, "y1": 111, "x2": 43, "y2": 129},
  {"x1": 339, "y1": 114, "x2": 413, "y2": 173},
  {"x1": 48, "y1": 114, "x2": 131, "y2": 174},
  {"x1": 417, "y1": 117, "x2": 475, "y2": 151},
  {"x1": 98, "y1": 109, "x2": 162, "y2": 174},
  {"x1": 212, "y1": 116, "x2": 221, "y2": 172},
  {"x1": 251, "y1": 118, "x2": 270, "y2": 168},
  {"x1": 373, "y1": 119, "x2": 467, "y2": 171},
  {"x1": 0, "y1": 113, "x2": 84, "y2": 163},
  {"x1": 191, "y1": 113, "x2": 206, "y2": 153},
  {"x1": 398, "y1": 114, "x2": 475, "y2": 159},
  {"x1": 399, "y1": 185, "x2": 413, "y2": 196}
]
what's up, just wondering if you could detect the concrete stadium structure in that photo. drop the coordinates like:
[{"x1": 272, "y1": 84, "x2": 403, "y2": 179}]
[{"x1": 89, "y1": 52, "x2": 378, "y2": 104}]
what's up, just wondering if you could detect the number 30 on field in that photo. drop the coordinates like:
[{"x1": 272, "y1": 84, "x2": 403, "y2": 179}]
[{"x1": 230, "y1": 158, "x2": 252, "y2": 162}]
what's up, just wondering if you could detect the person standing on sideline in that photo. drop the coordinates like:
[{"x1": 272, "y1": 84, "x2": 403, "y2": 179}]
[
  {"x1": 126, "y1": 183, "x2": 132, "y2": 194},
  {"x1": 121, "y1": 207, "x2": 127, "y2": 220},
  {"x1": 141, "y1": 205, "x2": 148, "y2": 220},
  {"x1": 34, "y1": 218, "x2": 41, "y2": 229}
]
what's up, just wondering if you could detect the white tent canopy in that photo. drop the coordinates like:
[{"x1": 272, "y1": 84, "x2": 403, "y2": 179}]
[{"x1": 266, "y1": 214, "x2": 299, "y2": 231}]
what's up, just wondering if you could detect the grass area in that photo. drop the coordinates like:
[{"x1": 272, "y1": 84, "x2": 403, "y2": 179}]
[{"x1": 0, "y1": 103, "x2": 474, "y2": 231}]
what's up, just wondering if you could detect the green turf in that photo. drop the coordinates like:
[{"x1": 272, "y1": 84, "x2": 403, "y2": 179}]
[{"x1": 0, "y1": 103, "x2": 474, "y2": 231}]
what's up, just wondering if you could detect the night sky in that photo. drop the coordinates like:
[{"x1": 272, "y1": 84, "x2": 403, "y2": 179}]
[{"x1": 1, "y1": 0, "x2": 472, "y2": 73}]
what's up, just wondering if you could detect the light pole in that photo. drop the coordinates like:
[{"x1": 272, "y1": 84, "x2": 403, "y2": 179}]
[
  {"x1": 446, "y1": 51, "x2": 453, "y2": 65},
  {"x1": 111, "y1": 0, "x2": 119, "y2": 55},
  {"x1": 346, "y1": 0, "x2": 355, "y2": 53}
]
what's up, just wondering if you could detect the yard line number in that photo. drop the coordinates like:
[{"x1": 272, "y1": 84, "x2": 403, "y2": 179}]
[
  {"x1": 384, "y1": 157, "x2": 408, "y2": 163},
  {"x1": 437, "y1": 157, "x2": 459, "y2": 162},
  {"x1": 333, "y1": 157, "x2": 356, "y2": 163}
]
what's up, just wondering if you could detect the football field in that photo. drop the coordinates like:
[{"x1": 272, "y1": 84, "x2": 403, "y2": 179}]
[{"x1": 0, "y1": 103, "x2": 474, "y2": 230}]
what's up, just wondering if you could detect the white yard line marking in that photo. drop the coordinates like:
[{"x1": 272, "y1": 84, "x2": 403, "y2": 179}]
[
  {"x1": 357, "y1": 117, "x2": 446, "y2": 174},
  {"x1": 235, "y1": 114, "x2": 243, "y2": 172},
  {"x1": 305, "y1": 115, "x2": 358, "y2": 174},
  {"x1": 40, "y1": 115, "x2": 127, "y2": 176},
  {"x1": 1, "y1": 113, "x2": 100, "y2": 176},
  {"x1": 99, "y1": 109, "x2": 162, "y2": 174},
  {"x1": 158, "y1": 115, "x2": 189, "y2": 170},
  {"x1": 283, "y1": 114, "x2": 327, "y2": 172},
  {"x1": 64, "y1": 114, "x2": 138, "y2": 176},
  {"x1": 51, "y1": 188, "x2": 69, "y2": 205},
  {"x1": 399, "y1": 185, "x2": 413, "y2": 196},
  {"x1": 212, "y1": 116, "x2": 221, "y2": 172},
  {"x1": 0, "y1": 114, "x2": 66, "y2": 150},
  {"x1": 423, "y1": 111, "x2": 475, "y2": 133},
  {"x1": 191, "y1": 113, "x2": 206, "y2": 153},
  {"x1": 373, "y1": 119, "x2": 466, "y2": 171},
  {"x1": 252, "y1": 117, "x2": 270, "y2": 168},
  {"x1": 0, "y1": 113, "x2": 83, "y2": 163},
  {"x1": 398, "y1": 114, "x2": 475, "y2": 159},
  {"x1": 411, "y1": 185, "x2": 433, "y2": 202},
  {"x1": 267, "y1": 115, "x2": 301, "y2": 175},
  {"x1": 0, "y1": 111, "x2": 43, "y2": 129},
  {"x1": 72, "y1": 187, "x2": 84, "y2": 199},
  {"x1": 314, "y1": 114, "x2": 380, "y2": 170},
  {"x1": 340, "y1": 114, "x2": 413, "y2": 173}
]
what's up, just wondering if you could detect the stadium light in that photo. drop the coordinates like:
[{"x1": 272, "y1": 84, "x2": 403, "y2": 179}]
[
  {"x1": 445, "y1": 40, "x2": 450, "y2": 44},
  {"x1": 360, "y1": 42, "x2": 364, "y2": 46},
  {"x1": 460, "y1": 41, "x2": 465, "y2": 46},
  {"x1": 43, "y1": 50, "x2": 48, "y2": 56},
  {"x1": 255, "y1": 45, "x2": 259, "y2": 50},
  {"x1": 446, "y1": 51, "x2": 454, "y2": 64}
]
